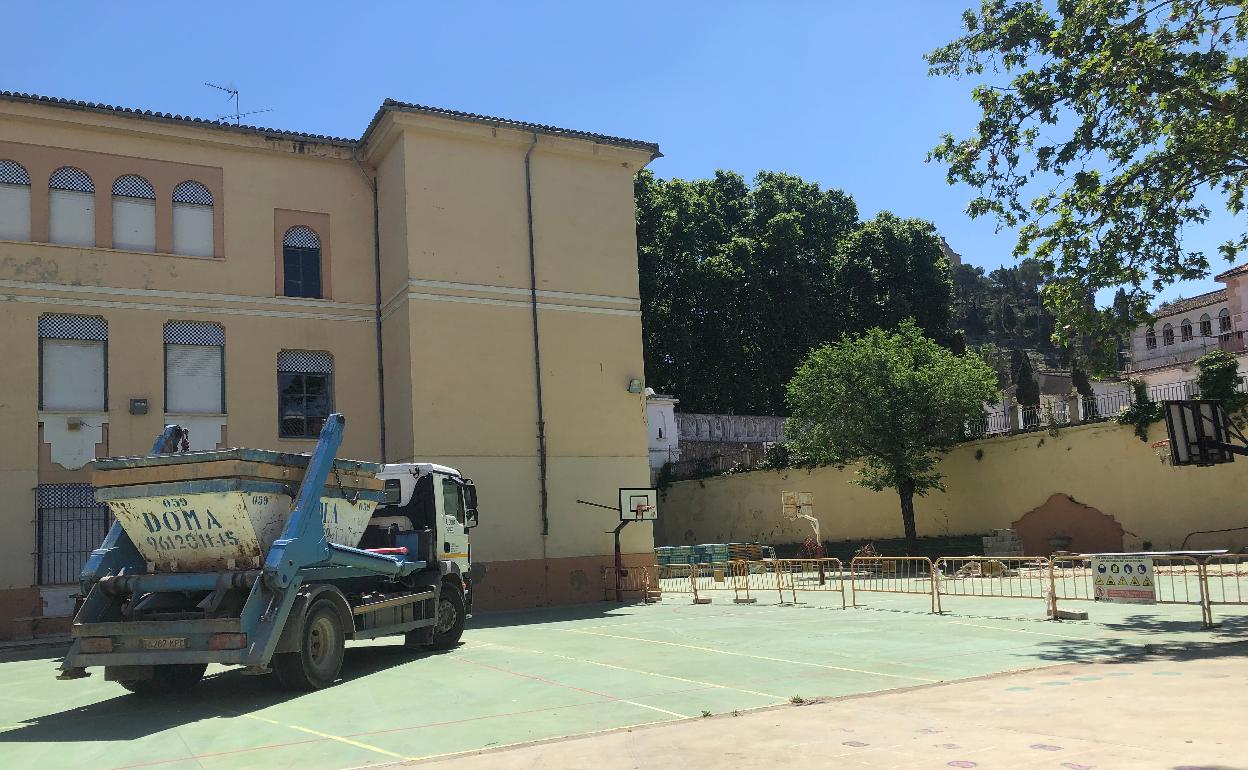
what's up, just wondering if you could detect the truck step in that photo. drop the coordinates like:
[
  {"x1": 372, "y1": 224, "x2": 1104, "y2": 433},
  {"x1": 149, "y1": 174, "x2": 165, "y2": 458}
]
[{"x1": 351, "y1": 590, "x2": 435, "y2": 616}]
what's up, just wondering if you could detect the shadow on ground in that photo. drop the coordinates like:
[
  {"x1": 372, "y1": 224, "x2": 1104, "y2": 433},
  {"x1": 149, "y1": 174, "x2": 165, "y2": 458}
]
[{"x1": 0, "y1": 642, "x2": 459, "y2": 744}]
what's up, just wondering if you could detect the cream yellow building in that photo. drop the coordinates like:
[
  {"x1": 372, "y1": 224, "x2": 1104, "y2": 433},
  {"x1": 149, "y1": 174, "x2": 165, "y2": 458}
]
[{"x1": 0, "y1": 91, "x2": 660, "y2": 638}]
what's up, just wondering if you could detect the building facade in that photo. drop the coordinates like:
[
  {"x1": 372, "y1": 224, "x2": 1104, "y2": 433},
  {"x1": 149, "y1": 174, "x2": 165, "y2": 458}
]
[
  {"x1": 1128, "y1": 265, "x2": 1248, "y2": 389},
  {"x1": 0, "y1": 92, "x2": 659, "y2": 637}
]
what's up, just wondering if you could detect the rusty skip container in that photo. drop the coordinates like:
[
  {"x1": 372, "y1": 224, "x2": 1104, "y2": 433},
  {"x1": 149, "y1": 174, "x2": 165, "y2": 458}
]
[{"x1": 91, "y1": 448, "x2": 385, "y2": 572}]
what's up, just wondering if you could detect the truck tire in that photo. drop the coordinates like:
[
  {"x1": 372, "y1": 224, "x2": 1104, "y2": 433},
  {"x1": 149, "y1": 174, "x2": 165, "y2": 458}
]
[
  {"x1": 426, "y1": 582, "x2": 465, "y2": 650},
  {"x1": 119, "y1": 664, "x2": 207, "y2": 696},
  {"x1": 273, "y1": 600, "x2": 345, "y2": 690}
]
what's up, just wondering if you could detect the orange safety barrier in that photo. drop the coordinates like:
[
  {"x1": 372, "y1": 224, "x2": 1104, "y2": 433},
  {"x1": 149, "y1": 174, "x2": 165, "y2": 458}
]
[
  {"x1": 653, "y1": 563, "x2": 712, "y2": 604},
  {"x1": 600, "y1": 565, "x2": 655, "y2": 603},
  {"x1": 849, "y1": 556, "x2": 937, "y2": 613},
  {"x1": 774, "y1": 558, "x2": 847, "y2": 608},
  {"x1": 934, "y1": 556, "x2": 1051, "y2": 605},
  {"x1": 1203, "y1": 554, "x2": 1248, "y2": 624}
]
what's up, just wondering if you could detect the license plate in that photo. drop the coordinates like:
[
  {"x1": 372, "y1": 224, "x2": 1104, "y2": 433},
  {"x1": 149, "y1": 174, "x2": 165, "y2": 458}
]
[{"x1": 141, "y1": 637, "x2": 187, "y2": 650}]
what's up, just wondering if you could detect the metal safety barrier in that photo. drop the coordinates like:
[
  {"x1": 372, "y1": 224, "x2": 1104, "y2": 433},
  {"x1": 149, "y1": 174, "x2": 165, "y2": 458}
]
[
  {"x1": 849, "y1": 556, "x2": 938, "y2": 613},
  {"x1": 600, "y1": 566, "x2": 654, "y2": 603},
  {"x1": 1049, "y1": 554, "x2": 1211, "y2": 627},
  {"x1": 653, "y1": 563, "x2": 711, "y2": 604},
  {"x1": 775, "y1": 558, "x2": 846, "y2": 608},
  {"x1": 934, "y1": 556, "x2": 1051, "y2": 604},
  {"x1": 1203, "y1": 554, "x2": 1248, "y2": 624}
]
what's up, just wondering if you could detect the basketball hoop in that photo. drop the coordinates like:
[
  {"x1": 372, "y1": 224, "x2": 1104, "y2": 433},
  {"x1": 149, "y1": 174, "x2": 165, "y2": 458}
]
[{"x1": 1151, "y1": 439, "x2": 1171, "y2": 465}]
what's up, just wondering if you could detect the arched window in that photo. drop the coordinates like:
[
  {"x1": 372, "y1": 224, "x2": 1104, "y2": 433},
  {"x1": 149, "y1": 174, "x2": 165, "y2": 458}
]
[
  {"x1": 0, "y1": 159, "x2": 31, "y2": 241},
  {"x1": 1180, "y1": 318, "x2": 1193, "y2": 341},
  {"x1": 1220, "y1": 308, "x2": 1233, "y2": 337},
  {"x1": 1162, "y1": 323, "x2": 1174, "y2": 346},
  {"x1": 282, "y1": 226, "x2": 322, "y2": 298},
  {"x1": 111, "y1": 175, "x2": 155, "y2": 252},
  {"x1": 1145, "y1": 327, "x2": 1157, "y2": 350},
  {"x1": 49, "y1": 166, "x2": 95, "y2": 246},
  {"x1": 1200, "y1": 313, "x2": 1213, "y2": 338},
  {"x1": 173, "y1": 181, "x2": 214, "y2": 257}
]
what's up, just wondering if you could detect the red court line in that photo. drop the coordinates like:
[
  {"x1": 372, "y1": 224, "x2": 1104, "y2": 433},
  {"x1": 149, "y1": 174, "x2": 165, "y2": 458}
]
[{"x1": 110, "y1": 737, "x2": 323, "y2": 770}]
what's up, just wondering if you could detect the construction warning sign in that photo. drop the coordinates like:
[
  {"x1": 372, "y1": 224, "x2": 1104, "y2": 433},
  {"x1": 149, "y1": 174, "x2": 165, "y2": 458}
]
[{"x1": 1091, "y1": 555, "x2": 1156, "y2": 604}]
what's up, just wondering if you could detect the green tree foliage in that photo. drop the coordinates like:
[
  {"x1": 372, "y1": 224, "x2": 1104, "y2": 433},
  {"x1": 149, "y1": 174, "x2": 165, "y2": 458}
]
[
  {"x1": 637, "y1": 169, "x2": 956, "y2": 414},
  {"x1": 1197, "y1": 349, "x2": 1245, "y2": 402},
  {"x1": 928, "y1": 1, "x2": 1248, "y2": 343},
  {"x1": 784, "y1": 320, "x2": 999, "y2": 553},
  {"x1": 1011, "y1": 348, "x2": 1040, "y2": 406}
]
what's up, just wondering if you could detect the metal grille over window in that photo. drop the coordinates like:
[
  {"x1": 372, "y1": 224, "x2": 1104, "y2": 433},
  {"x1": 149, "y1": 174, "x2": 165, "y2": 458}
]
[
  {"x1": 283, "y1": 226, "x2": 320, "y2": 249},
  {"x1": 173, "y1": 181, "x2": 213, "y2": 206},
  {"x1": 49, "y1": 166, "x2": 94, "y2": 192},
  {"x1": 38, "y1": 314, "x2": 108, "y2": 341},
  {"x1": 277, "y1": 350, "x2": 333, "y2": 373},
  {"x1": 0, "y1": 159, "x2": 31, "y2": 185},
  {"x1": 277, "y1": 350, "x2": 333, "y2": 438},
  {"x1": 111, "y1": 174, "x2": 155, "y2": 200},
  {"x1": 36, "y1": 483, "x2": 111, "y2": 585},
  {"x1": 164, "y1": 321, "x2": 225, "y2": 346}
]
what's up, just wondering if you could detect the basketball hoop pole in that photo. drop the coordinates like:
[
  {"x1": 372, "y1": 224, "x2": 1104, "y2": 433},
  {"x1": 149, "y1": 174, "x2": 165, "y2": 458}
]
[{"x1": 578, "y1": 497, "x2": 643, "y2": 602}]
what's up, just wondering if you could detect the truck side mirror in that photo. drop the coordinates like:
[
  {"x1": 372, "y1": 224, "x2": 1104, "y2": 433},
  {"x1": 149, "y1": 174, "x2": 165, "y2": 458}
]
[{"x1": 462, "y1": 480, "x2": 479, "y2": 528}]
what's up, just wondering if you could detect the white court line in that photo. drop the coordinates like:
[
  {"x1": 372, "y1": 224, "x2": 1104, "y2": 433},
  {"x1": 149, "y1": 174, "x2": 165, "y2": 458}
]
[
  {"x1": 568, "y1": 629, "x2": 938, "y2": 683},
  {"x1": 465, "y1": 640, "x2": 785, "y2": 700}
]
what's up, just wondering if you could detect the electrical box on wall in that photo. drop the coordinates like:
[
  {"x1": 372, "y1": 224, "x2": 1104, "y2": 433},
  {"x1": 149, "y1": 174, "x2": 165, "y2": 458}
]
[{"x1": 129, "y1": 398, "x2": 149, "y2": 415}]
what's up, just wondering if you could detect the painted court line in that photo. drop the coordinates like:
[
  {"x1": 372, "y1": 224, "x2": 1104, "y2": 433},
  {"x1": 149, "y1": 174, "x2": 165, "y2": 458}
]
[
  {"x1": 569, "y1": 629, "x2": 939, "y2": 683},
  {"x1": 466, "y1": 640, "x2": 786, "y2": 700},
  {"x1": 456, "y1": 654, "x2": 691, "y2": 719},
  {"x1": 242, "y1": 714, "x2": 415, "y2": 762}
]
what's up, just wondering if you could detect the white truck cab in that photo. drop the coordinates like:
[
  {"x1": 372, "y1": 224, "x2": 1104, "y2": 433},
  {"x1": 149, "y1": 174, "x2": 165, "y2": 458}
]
[{"x1": 364, "y1": 463, "x2": 479, "y2": 611}]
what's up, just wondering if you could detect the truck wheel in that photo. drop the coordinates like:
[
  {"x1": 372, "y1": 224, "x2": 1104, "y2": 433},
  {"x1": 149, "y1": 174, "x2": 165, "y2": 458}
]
[
  {"x1": 273, "y1": 600, "x2": 345, "y2": 690},
  {"x1": 427, "y1": 582, "x2": 465, "y2": 650},
  {"x1": 119, "y1": 664, "x2": 207, "y2": 696}
]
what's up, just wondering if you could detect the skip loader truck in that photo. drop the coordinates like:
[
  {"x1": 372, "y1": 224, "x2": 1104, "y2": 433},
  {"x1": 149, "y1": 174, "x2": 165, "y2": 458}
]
[{"x1": 58, "y1": 413, "x2": 479, "y2": 694}]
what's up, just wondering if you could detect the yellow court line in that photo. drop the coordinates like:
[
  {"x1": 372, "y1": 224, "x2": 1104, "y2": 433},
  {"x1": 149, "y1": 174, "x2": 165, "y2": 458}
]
[
  {"x1": 568, "y1": 629, "x2": 939, "y2": 683},
  {"x1": 242, "y1": 714, "x2": 414, "y2": 762},
  {"x1": 466, "y1": 640, "x2": 786, "y2": 700}
]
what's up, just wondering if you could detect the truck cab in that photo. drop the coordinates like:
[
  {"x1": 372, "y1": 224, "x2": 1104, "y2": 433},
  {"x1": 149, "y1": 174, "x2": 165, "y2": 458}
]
[{"x1": 363, "y1": 464, "x2": 478, "y2": 612}]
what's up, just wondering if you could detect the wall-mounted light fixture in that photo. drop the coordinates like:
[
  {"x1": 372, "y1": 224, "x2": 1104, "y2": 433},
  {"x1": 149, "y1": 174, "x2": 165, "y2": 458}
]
[{"x1": 627, "y1": 378, "x2": 644, "y2": 394}]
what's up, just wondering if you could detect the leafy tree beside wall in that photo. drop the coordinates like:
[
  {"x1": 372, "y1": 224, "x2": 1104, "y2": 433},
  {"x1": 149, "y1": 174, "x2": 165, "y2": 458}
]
[{"x1": 784, "y1": 320, "x2": 998, "y2": 553}]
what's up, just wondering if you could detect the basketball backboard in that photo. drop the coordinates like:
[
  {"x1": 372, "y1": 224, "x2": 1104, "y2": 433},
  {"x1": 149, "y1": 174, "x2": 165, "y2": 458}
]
[
  {"x1": 1163, "y1": 400, "x2": 1236, "y2": 466},
  {"x1": 781, "y1": 491, "x2": 814, "y2": 519},
  {"x1": 618, "y1": 488, "x2": 658, "y2": 521}
]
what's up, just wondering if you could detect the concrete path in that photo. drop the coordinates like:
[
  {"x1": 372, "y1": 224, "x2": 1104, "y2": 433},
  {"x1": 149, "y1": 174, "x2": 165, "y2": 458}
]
[{"x1": 419, "y1": 647, "x2": 1248, "y2": 769}]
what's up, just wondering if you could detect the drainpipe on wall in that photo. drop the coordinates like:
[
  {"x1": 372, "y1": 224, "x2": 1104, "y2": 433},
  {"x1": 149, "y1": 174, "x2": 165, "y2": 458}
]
[
  {"x1": 524, "y1": 132, "x2": 550, "y2": 537},
  {"x1": 352, "y1": 147, "x2": 387, "y2": 462}
]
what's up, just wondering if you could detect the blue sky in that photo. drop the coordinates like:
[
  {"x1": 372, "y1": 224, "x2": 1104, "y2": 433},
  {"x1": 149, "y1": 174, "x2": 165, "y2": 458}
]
[{"x1": 2, "y1": 1, "x2": 1231, "y2": 303}]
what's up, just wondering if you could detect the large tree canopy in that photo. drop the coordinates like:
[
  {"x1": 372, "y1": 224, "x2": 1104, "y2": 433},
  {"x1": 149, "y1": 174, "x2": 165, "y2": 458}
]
[
  {"x1": 784, "y1": 320, "x2": 999, "y2": 553},
  {"x1": 637, "y1": 169, "x2": 955, "y2": 414},
  {"x1": 928, "y1": 0, "x2": 1248, "y2": 341}
]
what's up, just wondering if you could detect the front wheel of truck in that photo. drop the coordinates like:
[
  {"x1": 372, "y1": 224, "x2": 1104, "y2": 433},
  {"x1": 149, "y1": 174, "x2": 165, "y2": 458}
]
[
  {"x1": 273, "y1": 600, "x2": 345, "y2": 690},
  {"x1": 119, "y1": 664, "x2": 207, "y2": 696},
  {"x1": 425, "y1": 582, "x2": 465, "y2": 650}
]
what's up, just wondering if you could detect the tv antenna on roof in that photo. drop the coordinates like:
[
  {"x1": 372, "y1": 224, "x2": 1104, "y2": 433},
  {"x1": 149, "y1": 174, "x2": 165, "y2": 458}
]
[{"x1": 204, "y1": 82, "x2": 272, "y2": 126}]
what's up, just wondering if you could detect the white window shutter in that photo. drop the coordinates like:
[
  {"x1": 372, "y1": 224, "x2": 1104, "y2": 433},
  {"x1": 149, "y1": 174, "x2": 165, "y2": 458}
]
[
  {"x1": 42, "y1": 340, "x2": 105, "y2": 410},
  {"x1": 173, "y1": 203, "x2": 214, "y2": 257},
  {"x1": 166, "y1": 345, "x2": 222, "y2": 413},
  {"x1": 49, "y1": 190, "x2": 95, "y2": 246},
  {"x1": 0, "y1": 183, "x2": 31, "y2": 241},
  {"x1": 112, "y1": 198, "x2": 156, "y2": 252}
]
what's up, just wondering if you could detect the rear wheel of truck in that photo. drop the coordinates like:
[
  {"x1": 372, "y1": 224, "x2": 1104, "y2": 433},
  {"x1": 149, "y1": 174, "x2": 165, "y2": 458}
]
[
  {"x1": 119, "y1": 664, "x2": 207, "y2": 696},
  {"x1": 273, "y1": 600, "x2": 345, "y2": 690},
  {"x1": 426, "y1": 582, "x2": 465, "y2": 650}
]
